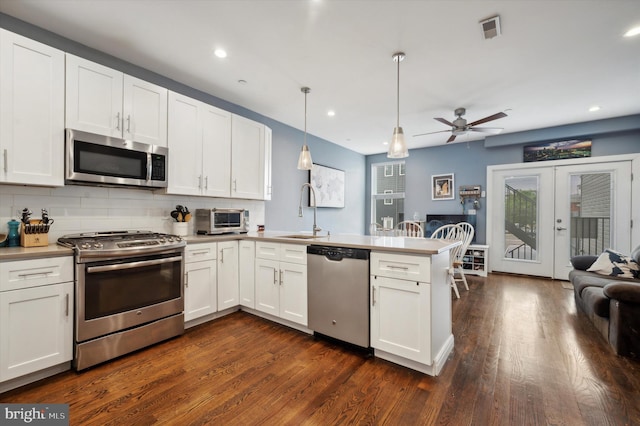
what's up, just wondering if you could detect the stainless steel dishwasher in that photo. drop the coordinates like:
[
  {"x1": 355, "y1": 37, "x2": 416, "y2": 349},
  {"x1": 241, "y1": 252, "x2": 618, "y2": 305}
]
[{"x1": 307, "y1": 245, "x2": 370, "y2": 348}]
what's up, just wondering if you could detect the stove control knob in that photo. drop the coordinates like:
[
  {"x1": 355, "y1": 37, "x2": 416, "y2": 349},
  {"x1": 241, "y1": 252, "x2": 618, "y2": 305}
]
[
  {"x1": 167, "y1": 237, "x2": 174, "y2": 242},
  {"x1": 80, "y1": 242, "x2": 91, "y2": 250},
  {"x1": 93, "y1": 242, "x2": 103, "y2": 249},
  {"x1": 175, "y1": 236, "x2": 183, "y2": 242},
  {"x1": 159, "y1": 238, "x2": 166, "y2": 244}
]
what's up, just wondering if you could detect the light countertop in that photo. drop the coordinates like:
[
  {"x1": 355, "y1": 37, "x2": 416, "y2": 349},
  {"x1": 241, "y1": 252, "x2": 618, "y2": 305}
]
[{"x1": 0, "y1": 231, "x2": 460, "y2": 261}]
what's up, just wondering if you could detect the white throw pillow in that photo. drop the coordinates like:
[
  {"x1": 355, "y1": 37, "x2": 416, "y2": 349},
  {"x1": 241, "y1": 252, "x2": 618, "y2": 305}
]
[{"x1": 587, "y1": 248, "x2": 640, "y2": 279}]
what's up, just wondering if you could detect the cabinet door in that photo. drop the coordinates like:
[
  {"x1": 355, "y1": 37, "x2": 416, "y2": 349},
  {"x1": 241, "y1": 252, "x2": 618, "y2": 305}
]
[
  {"x1": 184, "y1": 260, "x2": 217, "y2": 322},
  {"x1": 231, "y1": 114, "x2": 265, "y2": 200},
  {"x1": 0, "y1": 282, "x2": 73, "y2": 381},
  {"x1": 0, "y1": 29, "x2": 64, "y2": 186},
  {"x1": 239, "y1": 240, "x2": 256, "y2": 308},
  {"x1": 370, "y1": 276, "x2": 431, "y2": 364},
  {"x1": 166, "y1": 91, "x2": 203, "y2": 196},
  {"x1": 255, "y1": 258, "x2": 279, "y2": 316},
  {"x1": 217, "y1": 241, "x2": 239, "y2": 310},
  {"x1": 202, "y1": 104, "x2": 232, "y2": 197},
  {"x1": 279, "y1": 262, "x2": 308, "y2": 326},
  {"x1": 122, "y1": 74, "x2": 168, "y2": 147},
  {"x1": 65, "y1": 54, "x2": 123, "y2": 137}
]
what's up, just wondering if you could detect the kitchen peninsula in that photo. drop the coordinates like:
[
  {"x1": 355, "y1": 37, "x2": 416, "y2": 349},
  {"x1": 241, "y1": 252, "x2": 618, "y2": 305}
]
[{"x1": 0, "y1": 231, "x2": 459, "y2": 393}]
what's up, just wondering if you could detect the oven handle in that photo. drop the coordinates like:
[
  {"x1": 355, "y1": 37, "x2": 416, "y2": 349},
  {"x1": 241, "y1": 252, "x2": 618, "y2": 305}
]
[{"x1": 86, "y1": 255, "x2": 183, "y2": 274}]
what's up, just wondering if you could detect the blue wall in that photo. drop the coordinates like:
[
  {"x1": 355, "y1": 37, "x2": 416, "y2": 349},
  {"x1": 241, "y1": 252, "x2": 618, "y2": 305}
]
[
  {"x1": 366, "y1": 119, "x2": 640, "y2": 243},
  {"x1": 0, "y1": 13, "x2": 366, "y2": 236}
]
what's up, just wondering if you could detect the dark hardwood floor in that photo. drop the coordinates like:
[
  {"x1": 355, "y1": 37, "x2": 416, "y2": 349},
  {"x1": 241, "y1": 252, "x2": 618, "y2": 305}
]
[{"x1": 2, "y1": 274, "x2": 639, "y2": 425}]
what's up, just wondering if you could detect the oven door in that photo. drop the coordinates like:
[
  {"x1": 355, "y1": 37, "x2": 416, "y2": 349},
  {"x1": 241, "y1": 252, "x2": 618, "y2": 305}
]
[{"x1": 76, "y1": 251, "x2": 183, "y2": 342}]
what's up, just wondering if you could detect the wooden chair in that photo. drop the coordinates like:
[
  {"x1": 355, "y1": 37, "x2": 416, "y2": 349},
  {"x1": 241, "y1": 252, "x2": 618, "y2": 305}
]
[
  {"x1": 395, "y1": 221, "x2": 424, "y2": 238},
  {"x1": 429, "y1": 223, "x2": 465, "y2": 298},
  {"x1": 453, "y1": 222, "x2": 475, "y2": 293}
]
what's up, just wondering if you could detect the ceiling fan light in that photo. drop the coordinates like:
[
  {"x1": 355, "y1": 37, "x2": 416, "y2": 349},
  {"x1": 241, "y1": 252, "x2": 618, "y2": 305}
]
[{"x1": 387, "y1": 127, "x2": 408, "y2": 158}]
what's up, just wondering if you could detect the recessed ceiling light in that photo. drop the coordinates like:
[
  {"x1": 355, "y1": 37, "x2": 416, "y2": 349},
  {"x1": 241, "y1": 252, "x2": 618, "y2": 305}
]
[
  {"x1": 624, "y1": 26, "x2": 640, "y2": 37},
  {"x1": 383, "y1": 141, "x2": 389, "y2": 146},
  {"x1": 214, "y1": 49, "x2": 227, "y2": 58},
  {"x1": 327, "y1": 110, "x2": 335, "y2": 117},
  {"x1": 589, "y1": 105, "x2": 601, "y2": 112}
]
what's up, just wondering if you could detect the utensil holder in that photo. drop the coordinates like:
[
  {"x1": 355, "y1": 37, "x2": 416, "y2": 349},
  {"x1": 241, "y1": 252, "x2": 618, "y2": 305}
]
[{"x1": 172, "y1": 222, "x2": 189, "y2": 237}]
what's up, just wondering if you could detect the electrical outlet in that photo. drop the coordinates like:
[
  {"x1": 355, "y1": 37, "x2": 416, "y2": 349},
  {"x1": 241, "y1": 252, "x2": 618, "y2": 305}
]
[
  {"x1": 468, "y1": 209, "x2": 477, "y2": 215},
  {"x1": 481, "y1": 191, "x2": 486, "y2": 197}
]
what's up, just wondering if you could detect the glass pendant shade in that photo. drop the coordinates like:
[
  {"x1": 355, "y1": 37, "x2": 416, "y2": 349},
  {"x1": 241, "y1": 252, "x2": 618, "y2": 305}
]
[
  {"x1": 388, "y1": 127, "x2": 408, "y2": 158},
  {"x1": 297, "y1": 144, "x2": 313, "y2": 170}
]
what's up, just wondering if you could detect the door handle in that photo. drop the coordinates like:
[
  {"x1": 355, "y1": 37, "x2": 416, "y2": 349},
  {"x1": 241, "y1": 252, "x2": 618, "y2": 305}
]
[{"x1": 556, "y1": 227, "x2": 567, "y2": 231}]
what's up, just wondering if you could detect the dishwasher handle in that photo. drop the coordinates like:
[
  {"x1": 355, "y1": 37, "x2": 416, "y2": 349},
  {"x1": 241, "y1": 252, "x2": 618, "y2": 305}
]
[{"x1": 307, "y1": 245, "x2": 369, "y2": 261}]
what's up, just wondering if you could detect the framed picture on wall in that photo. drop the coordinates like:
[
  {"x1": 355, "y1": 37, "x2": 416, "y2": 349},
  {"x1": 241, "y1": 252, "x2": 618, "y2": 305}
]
[
  {"x1": 432, "y1": 173, "x2": 454, "y2": 200},
  {"x1": 309, "y1": 164, "x2": 345, "y2": 208}
]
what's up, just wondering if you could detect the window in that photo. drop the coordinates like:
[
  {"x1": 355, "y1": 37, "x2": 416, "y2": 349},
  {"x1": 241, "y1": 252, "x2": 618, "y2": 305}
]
[{"x1": 371, "y1": 161, "x2": 405, "y2": 231}]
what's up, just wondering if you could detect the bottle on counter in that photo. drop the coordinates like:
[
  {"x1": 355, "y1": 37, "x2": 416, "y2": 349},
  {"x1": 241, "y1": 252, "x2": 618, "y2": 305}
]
[{"x1": 7, "y1": 219, "x2": 20, "y2": 247}]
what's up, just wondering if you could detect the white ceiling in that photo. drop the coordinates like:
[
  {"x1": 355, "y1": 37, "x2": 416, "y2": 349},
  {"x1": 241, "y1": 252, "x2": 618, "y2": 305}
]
[{"x1": 2, "y1": 0, "x2": 639, "y2": 155}]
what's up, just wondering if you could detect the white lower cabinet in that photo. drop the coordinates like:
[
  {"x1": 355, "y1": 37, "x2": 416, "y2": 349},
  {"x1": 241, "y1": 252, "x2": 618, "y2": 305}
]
[
  {"x1": 239, "y1": 240, "x2": 256, "y2": 308},
  {"x1": 370, "y1": 251, "x2": 453, "y2": 376},
  {"x1": 255, "y1": 242, "x2": 307, "y2": 326},
  {"x1": 0, "y1": 257, "x2": 73, "y2": 383},
  {"x1": 217, "y1": 241, "x2": 239, "y2": 311},
  {"x1": 370, "y1": 275, "x2": 431, "y2": 364},
  {"x1": 184, "y1": 242, "x2": 217, "y2": 322}
]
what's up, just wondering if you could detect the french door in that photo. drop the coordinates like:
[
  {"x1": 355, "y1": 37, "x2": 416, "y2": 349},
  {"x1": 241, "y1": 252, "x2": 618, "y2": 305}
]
[{"x1": 488, "y1": 158, "x2": 633, "y2": 280}]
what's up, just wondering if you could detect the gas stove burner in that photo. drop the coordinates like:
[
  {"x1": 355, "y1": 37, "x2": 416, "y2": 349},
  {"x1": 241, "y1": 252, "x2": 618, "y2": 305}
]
[{"x1": 58, "y1": 230, "x2": 185, "y2": 259}]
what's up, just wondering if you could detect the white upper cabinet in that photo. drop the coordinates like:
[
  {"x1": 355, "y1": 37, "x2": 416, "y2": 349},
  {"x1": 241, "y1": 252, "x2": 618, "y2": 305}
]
[
  {"x1": 166, "y1": 91, "x2": 232, "y2": 196},
  {"x1": 0, "y1": 29, "x2": 65, "y2": 186},
  {"x1": 65, "y1": 54, "x2": 167, "y2": 146},
  {"x1": 231, "y1": 114, "x2": 267, "y2": 200}
]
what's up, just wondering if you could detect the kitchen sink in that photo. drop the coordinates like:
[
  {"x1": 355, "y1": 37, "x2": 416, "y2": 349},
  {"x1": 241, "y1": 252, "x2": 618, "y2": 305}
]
[{"x1": 277, "y1": 234, "x2": 326, "y2": 239}]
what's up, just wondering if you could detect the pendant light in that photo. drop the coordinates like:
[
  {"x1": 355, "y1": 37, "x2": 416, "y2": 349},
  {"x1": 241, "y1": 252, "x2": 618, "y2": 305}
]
[
  {"x1": 387, "y1": 52, "x2": 409, "y2": 158},
  {"x1": 297, "y1": 87, "x2": 313, "y2": 170}
]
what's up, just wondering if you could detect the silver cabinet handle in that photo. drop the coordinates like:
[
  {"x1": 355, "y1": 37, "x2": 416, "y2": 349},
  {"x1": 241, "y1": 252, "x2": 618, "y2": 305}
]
[
  {"x1": 279, "y1": 269, "x2": 283, "y2": 285},
  {"x1": 3, "y1": 149, "x2": 7, "y2": 173},
  {"x1": 372, "y1": 286, "x2": 376, "y2": 306},
  {"x1": 116, "y1": 112, "x2": 121, "y2": 131},
  {"x1": 220, "y1": 248, "x2": 224, "y2": 263},
  {"x1": 184, "y1": 272, "x2": 189, "y2": 288},
  {"x1": 198, "y1": 175, "x2": 203, "y2": 189},
  {"x1": 205, "y1": 176, "x2": 209, "y2": 190},
  {"x1": 233, "y1": 178, "x2": 237, "y2": 191},
  {"x1": 65, "y1": 293, "x2": 69, "y2": 317},
  {"x1": 126, "y1": 114, "x2": 131, "y2": 133},
  {"x1": 18, "y1": 271, "x2": 53, "y2": 278},
  {"x1": 387, "y1": 265, "x2": 409, "y2": 270},
  {"x1": 273, "y1": 269, "x2": 277, "y2": 285}
]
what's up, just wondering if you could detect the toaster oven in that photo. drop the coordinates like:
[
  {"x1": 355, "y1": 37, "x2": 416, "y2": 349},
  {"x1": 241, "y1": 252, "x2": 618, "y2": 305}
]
[{"x1": 195, "y1": 208, "x2": 249, "y2": 235}]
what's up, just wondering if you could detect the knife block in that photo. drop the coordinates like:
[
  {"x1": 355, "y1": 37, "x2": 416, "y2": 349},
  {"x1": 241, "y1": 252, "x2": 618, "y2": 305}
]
[{"x1": 20, "y1": 223, "x2": 49, "y2": 247}]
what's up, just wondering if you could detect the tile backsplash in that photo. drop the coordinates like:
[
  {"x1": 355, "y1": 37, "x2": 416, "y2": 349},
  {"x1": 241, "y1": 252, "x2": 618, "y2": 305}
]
[{"x1": 0, "y1": 184, "x2": 265, "y2": 241}]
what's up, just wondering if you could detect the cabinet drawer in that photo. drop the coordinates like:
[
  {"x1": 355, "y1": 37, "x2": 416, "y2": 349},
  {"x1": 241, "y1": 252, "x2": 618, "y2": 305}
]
[
  {"x1": 280, "y1": 244, "x2": 306, "y2": 265},
  {"x1": 370, "y1": 252, "x2": 431, "y2": 283},
  {"x1": 185, "y1": 242, "x2": 217, "y2": 263},
  {"x1": 0, "y1": 256, "x2": 73, "y2": 292},
  {"x1": 255, "y1": 242, "x2": 279, "y2": 260}
]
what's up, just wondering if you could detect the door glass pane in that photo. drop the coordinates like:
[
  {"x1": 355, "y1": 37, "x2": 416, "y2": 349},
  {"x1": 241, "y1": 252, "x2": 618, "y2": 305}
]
[
  {"x1": 569, "y1": 173, "x2": 611, "y2": 256},
  {"x1": 504, "y1": 176, "x2": 538, "y2": 261}
]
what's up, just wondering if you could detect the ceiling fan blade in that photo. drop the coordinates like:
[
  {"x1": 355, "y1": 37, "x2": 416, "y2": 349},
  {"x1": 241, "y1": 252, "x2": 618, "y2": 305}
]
[
  {"x1": 434, "y1": 117, "x2": 455, "y2": 127},
  {"x1": 468, "y1": 112, "x2": 507, "y2": 127},
  {"x1": 469, "y1": 127, "x2": 503, "y2": 134},
  {"x1": 412, "y1": 130, "x2": 450, "y2": 137},
  {"x1": 446, "y1": 134, "x2": 457, "y2": 143}
]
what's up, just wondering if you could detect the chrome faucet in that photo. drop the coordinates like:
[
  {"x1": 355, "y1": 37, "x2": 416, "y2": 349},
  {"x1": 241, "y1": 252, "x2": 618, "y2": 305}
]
[{"x1": 298, "y1": 183, "x2": 322, "y2": 237}]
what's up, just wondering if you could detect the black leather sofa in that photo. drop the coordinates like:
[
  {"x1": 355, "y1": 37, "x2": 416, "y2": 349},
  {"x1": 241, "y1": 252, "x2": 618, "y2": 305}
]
[{"x1": 569, "y1": 246, "x2": 640, "y2": 359}]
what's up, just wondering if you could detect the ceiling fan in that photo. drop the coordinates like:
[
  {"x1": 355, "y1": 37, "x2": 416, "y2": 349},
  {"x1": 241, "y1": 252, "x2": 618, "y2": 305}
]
[{"x1": 413, "y1": 107, "x2": 508, "y2": 143}]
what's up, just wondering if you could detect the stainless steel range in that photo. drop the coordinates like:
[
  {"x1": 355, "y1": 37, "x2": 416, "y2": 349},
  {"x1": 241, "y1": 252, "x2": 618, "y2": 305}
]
[{"x1": 58, "y1": 231, "x2": 185, "y2": 370}]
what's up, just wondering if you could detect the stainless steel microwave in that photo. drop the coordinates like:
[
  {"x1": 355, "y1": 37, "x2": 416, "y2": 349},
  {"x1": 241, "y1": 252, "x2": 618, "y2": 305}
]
[
  {"x1": 65, "y1": 129, "x2": 168, "y2": 189},
  {"x1": 195, "y1": 208, "x2": 249, "y2": 235}
]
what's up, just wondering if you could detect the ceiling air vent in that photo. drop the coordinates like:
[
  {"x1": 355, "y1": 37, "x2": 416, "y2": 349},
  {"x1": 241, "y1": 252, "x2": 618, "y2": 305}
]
[{"x1": 480, "y1": 15, "x2": 501, "y2": 40}]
